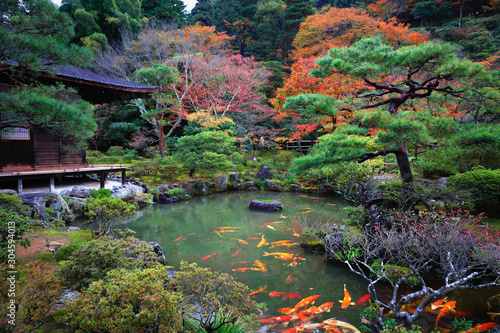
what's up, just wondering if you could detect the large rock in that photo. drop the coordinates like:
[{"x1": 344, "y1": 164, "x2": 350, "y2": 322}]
[
  {"x1": 266, "y1": 180, "x2": 284, "y2": 192},
  {"x1": 19, "y1": 192, "x2": 72, "y2": 225},
  {"x1": 111, "y1": 184, "x2": 145, "y2": 200},
  {"x1": 66, "y1": 197, "x2": 87, "y2": 216},
  {"x1": 0, "y1": 189, "x2": 17, "y2": 196},
  {"x1": 249, "y1": 199, "x2": 283, "y2": 212},
  {"x1": 255, "y1": 165, "x2": 273, "y2": 181},
  {"x1": 69, "y1": 186, "x2": 94, "y2": 198},
  {"x1": 216, "y1": 175, "x2": 228, "y2": 192},
  {"x1": 147, "y1": 241, "x2": 167, "y2": 265}
]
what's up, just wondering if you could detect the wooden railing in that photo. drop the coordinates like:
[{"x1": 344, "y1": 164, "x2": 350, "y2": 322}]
[{"x1": 283, "y1": 140, "x2": 319, "y2": 154}]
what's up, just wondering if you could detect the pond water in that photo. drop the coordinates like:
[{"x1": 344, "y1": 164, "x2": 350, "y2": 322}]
[
  {"x1": 120, "y1": 191, "x2": 371, "y2": 327},
  {"x1": 117, "y1": 191, "x2": 500, "y2": 331}
]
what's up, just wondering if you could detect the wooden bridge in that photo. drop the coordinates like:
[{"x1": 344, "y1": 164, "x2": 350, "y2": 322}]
[{"x1": 283, "y1": 140, "x2": 319, "y2": 154}]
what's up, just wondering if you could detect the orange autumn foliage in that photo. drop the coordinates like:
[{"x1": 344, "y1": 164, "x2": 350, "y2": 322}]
[{"x1": 292, "y1": 7, "x2": 428, "y2": 59}]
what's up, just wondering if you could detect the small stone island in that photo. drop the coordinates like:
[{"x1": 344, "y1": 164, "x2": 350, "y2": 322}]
[{"x1": 248, "y1": 199, "x2": 283, "y2": 212}]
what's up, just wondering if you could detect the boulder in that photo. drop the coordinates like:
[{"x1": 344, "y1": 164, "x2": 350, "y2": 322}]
[
  {"x1": 112, "y1": 184, "x2": 145, "y2": 200},
  {"x1": 434, "y1": 177, "x2": 447, "y2": 187},
  {"x1": 249, "y1": 199, "x2": 283, "y2": 212},
  {"x1": 58, "y1": 226, "x2": 81, "y2": 232},
  {"x1": 0, "y1": 189, "x2": 17, "y2": 196},
  {"x1": 230, "y1": 182, "x2": 247, "y2": 191},
  {"x1": 66, "y1": 197, "x2": 87, "y2": 216},
  {"x1": 69, "y1": 186, "x2": 94, "y2": 198},
  {"x1": 147, "y1": 241, "x2": 167, "y2": 265},
  {"x1": 50, "y1": 289, "x2": 79, "y2": 313},
  {"x1": 255, "y1": 165, "x2": 273, "y2": 181},
  {"x1": 216, "y1": 175, "x2": 228, "y2": 192},
  {"x1": 229, "y1": 172, "x2": 239, "y2": 181},
  {"x1": 289, "y1": 184, "x2": 301, "y2": 192},
  {"x1": 266, "y1": 180, "x2": 284, "y2": 192}
]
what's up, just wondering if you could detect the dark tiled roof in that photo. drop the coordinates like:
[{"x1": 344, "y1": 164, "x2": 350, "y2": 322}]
[{"x1": 53, "y1": 65, "x2": 157, "y2": 92}]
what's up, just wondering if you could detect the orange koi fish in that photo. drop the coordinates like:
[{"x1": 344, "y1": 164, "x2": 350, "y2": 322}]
[
  {"x1": 322, "y1": 319, "x2": 361, "y2": 333},
  {"x1": 283, "y1": 227, "x2": 295, "y2": 231},
  {"x1": 301, "y1": 210, "x2": 312, "y2": 214},
  {"x1": 435, "y1": 301, "x2": 456, "y2": 324},
  {"x1": 329, "y1": 203, "x2": 336, "y2": 206},
  {"x1": 217, "y1": 230, "x2": 239, "y2": 233},
  {"x1": 254, "y1": 233, "x2": 263, "y2": 235},
  {"x1": 286, "y1": 270, "x2": 300, "y2": 283},
  {"x1": 257, "y1": 235, "x2": 267, "y2": 247},
  {"x1": 231, "y1": 248, "x2": 242, "y2": 257},
  {"x1": 174, "y1": 233, "x2": 195, "y2": 241},
  {"x1": 260, "y1": 315, "x2": 297, "y2": 324},
  {"x1": 287, "y1": 261, "x2": 298, "y2": 267},
  {"x1": 278, "y1": 307, "x2": 297, "y2": 315},
  {"x1": 248, "y1": 285, "x2": 267, "y2": 297},
  {"x1": 232, "y1": 267, "x2": 259, "y2": 272},
  {"x1": 247, "y1": 237, "x2": 259, "y2": 240},
  {"x1": 294, "y1": 295, "x2": 321, "y2": 310},
  {"x1": 283, "y1": 293, "x2": 301, "y2": 300},
  {"x1": 465, "y1": 322, "x2": 495, "y2": 333},
  {"x1": 299, "y1": 195, "x2": 308, "y2": 197},
  {"x1": 282, "y1": 323, "x2": 324, "y2": 333},
  {"x1": 230, "y1": 261, "x2": 249, "y2": 265},
  {"x1": 265, "y1": 221, "x2": 283, "y2": 225},
  {"x1": 217, "y1": 226, "x2": 242, "y2": 229},
  {"x1": 270, "y1": 240, "x2": 294, "y2": 244},
  {"x1": 264, "y1": 251, "x2": 295, "y2": 260},
  {"x1": 291, "y1": 206, "x2": 297, "y2": 209},
  {"x1": 280, "y1": 214, "x2": 287, "y2": 218},
  {"x1": 313, "y1": 302, "x2": 334, "y2": 315},
  {"x1": 340, "y1": 284, "x2": 352, "y2": 309},
  {"x1": 285, "y1": 201, "x2": 292, "y2": 203},
  {"x1": 202, "y1": 250, "x2": 222, "y2": 260},
  {"x1": 269, "y1": 291, "x2": 286, "y2": 297},
  {"x1": 292, "y1": 229, "x2": 300, "y2": 237},
  {"x1": 430, "y1": 297, "x2": 447, "y2": 310},
  {"x1": 253, "y1": 259, "x2": 268, "y2": 274},
  {"x1": 231, "y1": 238, "x2": 248, "y2": 244},
  {"x1": 324, "y1": 327, "x2": 343, "y2": 333},
  {"x1": 355, "y1": 294, "x2": 371, "y2": 306}
]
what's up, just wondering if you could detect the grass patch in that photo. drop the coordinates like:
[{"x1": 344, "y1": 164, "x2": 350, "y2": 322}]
[
  {"x1": 35, "y1": 253, "x2": 55, "y2": 261},
  {"x1": 37, "y1": 229, "x2": 92, "y2": 243}
]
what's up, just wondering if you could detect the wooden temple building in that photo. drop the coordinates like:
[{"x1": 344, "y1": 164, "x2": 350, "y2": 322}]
[{"x1": 0, "y1": 65, "x2": 157, "y2": 192}]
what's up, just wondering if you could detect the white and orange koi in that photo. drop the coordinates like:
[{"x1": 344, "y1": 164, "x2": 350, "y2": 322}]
[
  {"x1": 282, "y1": 323, "x2": 324, "y2": 333},
  {"x1": 322, "y1": 319, "x2": 361, "y2": 333},
  {"x1": 340, "y1": 284, "x2": 352, "y2": 309},
  {"x1": 248, "y1": 285, "x2": 267, "y2": 297},
  {"x1": 231, "y1": 238, "x2": 248, "y2": 244},
  {"x1": 257, "y1": 235, "x2": 267, "y2": 247}
]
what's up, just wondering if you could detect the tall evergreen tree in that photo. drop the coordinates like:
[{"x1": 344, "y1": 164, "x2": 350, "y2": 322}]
[
  {"x1": 190, "y1": 0, "x2": 215, "y2": 26},
  {"x1": 142, "y1": 0, "x2": 186, "y2": 25},
  {"x1": 283, "y1": 0, "x2": 315, "y2": 59},
  {"x1": 249, "y1": 0, "x2": 286, "y2": 61}
]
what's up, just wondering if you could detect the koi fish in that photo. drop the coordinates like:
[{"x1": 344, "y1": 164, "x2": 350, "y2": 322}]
[
  {"x1": 308, "y1": 197, "x2": 324, "y2": 200},
  {"x1": 313, "y1": 302, "x2": 334, "y2": 315},
  {"x1": 431, "y1": 297, "x2": 447, "y2": 310},
  {"x1": 329, "y1": 204, "x2": 336, "y2": 206},
  {"x1": 265, "y1": 221, "x2": 283, "y2": 225},
  {"x1": 230, "y1": 261, "x2": 249, "y2": 265},
  {"x1": 231, "y1": 248, "x2": 242, "y2": 257},
  {"x1": 282, "y1": 323, "x2": 324, "y2": 333},
  {"x1": 270, "y1": 240, "x2": 294, "y2": 244},
  {"x1": 285, "y1": 201, "x2": 292, "y2": 203},
  {"x1": 216, "y1": 230, "x2": 239, "y2": 233},
  {"x1": 322, "y1": 319, "x2": 361, "y2": 333},
  {"x1": 232, "y1": 267, "x2": 260, "y2": 272},
  {"x1": 260, "y1": 315, "x2": 297, "y2": 324},
  {"x1": 231, "y1": 238, "x2": 248, "y2": 244},
  {"x1": 294, "y1": 295, "x2": 321, "y2": 310},
  {"x1": 283, "y1": 227, "x2": 295, "y2": 231},
  {"x1": 340, "y1": 284, "x2": 352, "y2": 309},
  {"x1": 264, "y1": 251, "x2": 296, "y2": 260},
  {"x1": 291, "y1": 206, "x2": 297, "y2": 209},
  {"x1": 266, "y1": 225, "x2": 277, "y2": 230},
  {"x1": 253, "y1": 259, "x2": 268, "y2": 274},
  {"x1": 465, "y1": 322, "x2": 496, "y2": 333},
  {"x1": 174, "y1": 232, "x2": 195, "y2": 241},
  {"x1": 355, "y1": 294, "x2": 371, "y2": 306},
  {"x1": 301, "y1": 210, "x2": 312, "y2": 214},
  {"x1": 269, "y1": 291, "x2": 286, "y2": 297},
  {"x1": 299, "y1": 195, "x2": 308, "y2": 197},
  {"x1": 287, "y1": 261, "x2": 298, "y2": 267},
  {"x1": 254, "y1": 233, "x2": 263, "y2": 235},
  {"x1": 293, "y1": 229, "x2": 300, "y2": 237},
  {"x1": 284, "y1": 293, "x2": 301, "y2": 300},
  {"x1": 248, "y1": 285, "x2": 267, "y2": 297},
  {"x1": 257, "y1": 235, "x2": 267, "y2": 247},
  {"x1": 277, "y1": 307, "x2": 297, "y2": 315},
  {"x1": 202, "y1": 250, "x2": 222, "y2": 260},
  {"x1": 247, "y1": 237, "x2": 259, "y2": 240},
  {"x1": 324, "y1": 327, "x2": 343, "y2": 333},
  {"x1": 435, "y1": 301, "x2": 456, "y2": 325},
  {"x1": 217, "y1": 226, "x2": 242, "y2": 229},
  {"x1": 286, "y1": 270, "x2": 300, "y2": 283},
  {"x1": 280, "y1": 214, "x2": 287, "y2": 218}
]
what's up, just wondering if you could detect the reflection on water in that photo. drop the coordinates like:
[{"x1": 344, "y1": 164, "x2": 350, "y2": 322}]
[
  {"x1": 121, "y1": 192, "x2": 369, "y2": 324},
  {"x1": 119, "y1": 191, "x2": 500, "y2": 331}
]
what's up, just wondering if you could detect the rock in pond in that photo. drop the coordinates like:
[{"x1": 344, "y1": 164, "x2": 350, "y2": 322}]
[{"x1": 249, "y1": 199, "x2": 283, "y2": 212}]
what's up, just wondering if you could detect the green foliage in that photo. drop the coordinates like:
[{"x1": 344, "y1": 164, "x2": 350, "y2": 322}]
[
  {"x1": 343, "y1": 205, "x2": 367, "y2": 225},
  {"x1": 142, "y1": 0, "x2": 186, "y2": 24},
  {"x1": 173, "y1": 261, "x2": 266, "y2": 331},
  {"x1": 0, "y1": 193, "x2": 32, "y2": 263},
  {"x1": 167, "y1": 187, "x2": 185, "y2": 197},
  {"x1": 17, "y1": 261, "x2": 63, "y2": 331},
  {"x1": 55, "y1": 237, "x2": 160, "y2": 291},
  {"x1": 60, "y1": 266, "x2": 182, "y2": 333},
  {"x1": 51, "y1": 219, "x2": 66, "y2": 230},
  {"x1": 360, "y1": 302, "x2": 382, "y2": 333},
  {"x1": 451, "y1": 317, "x2": 473, "y2": 332},
  {"x1": 85, "y1": 197, "x2": 136, "y2": 237},
  {"x1": 0, "y1": 85, "x2": 96, "y2": 150},
  {"x1": 175, "y1": 131, "x2": 243, "y2": 176},
  {"x1": 54, "y1": 241, "x2": 81, "y2": 262},
  {"x1": 90, "y1": 189, "x2": 112, "y2": 199},
  {"x1": 370, "y1": 260, "x2": 421, "y2": 287},
  {"x1": 448, "y1": 169, "x2": 500, "y2": 208}
]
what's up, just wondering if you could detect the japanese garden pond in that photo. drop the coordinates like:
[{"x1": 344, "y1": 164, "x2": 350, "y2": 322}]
[{"x1": 114, "y1": 191, "x2": 500, "y2": 331}]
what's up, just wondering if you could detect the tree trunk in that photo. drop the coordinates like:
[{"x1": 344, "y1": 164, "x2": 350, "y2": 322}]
[
  {"x1": 394, "y1": 143, "x2": 414, "y2": 209},
  {"x1": 188, "y1": 167, "x2": 195, "y2": 177}
]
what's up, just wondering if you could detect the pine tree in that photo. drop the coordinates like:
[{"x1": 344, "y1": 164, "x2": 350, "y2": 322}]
[
  {"x1": 283, "y1": 0, "x2": 315, "y2": 59},
  {"x1": 142, "y1": 0, "x2": 186, "y2": 24},
  {"x1": 190, "y1": 0, "x2": 215, "y2": 26}
]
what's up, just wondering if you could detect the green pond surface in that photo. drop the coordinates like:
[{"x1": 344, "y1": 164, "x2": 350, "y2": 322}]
[{"x1": 117, "y1": 191, "x2": 500, "y2": 331}]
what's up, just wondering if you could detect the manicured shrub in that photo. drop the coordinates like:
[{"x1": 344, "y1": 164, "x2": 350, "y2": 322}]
[
  {"x1": 448, "y1": 169, "x2": 500, "y2": 208},
  {"x1": 55, "y1": 237, "x2": 160, "y2": 291},
  {"x1": 85, "y1": 196, "x2": 136, "y2": 237},
  {"x1": 60, "y1": 267, "x2": 182, "y2": 333},
  {"x1": 0, "y1": 193, "x2": 32, "y2": 263}
]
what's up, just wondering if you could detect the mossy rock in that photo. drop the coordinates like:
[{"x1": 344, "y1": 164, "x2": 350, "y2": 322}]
[{"x1": 248, "y1": 199, "x2": 283, "y2": 212}]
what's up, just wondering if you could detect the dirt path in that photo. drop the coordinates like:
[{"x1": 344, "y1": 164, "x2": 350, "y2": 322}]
[{"x1": 15, "y1": 232, "x2": 72, "y2": 264}]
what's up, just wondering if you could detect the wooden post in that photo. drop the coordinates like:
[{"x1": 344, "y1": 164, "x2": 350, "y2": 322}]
[
  {"x1": 49, "y1": 177, "x2": 55, "y2": 192},
  {"x1": 99, "y1": 172, "x2": 108, "y2": 189},
  {"x1": 17, "y1": 178, "x2": 23, "y2": 193},
  {"x1": 121, "y1": 169, "x2": 126, "y2": 185}
]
